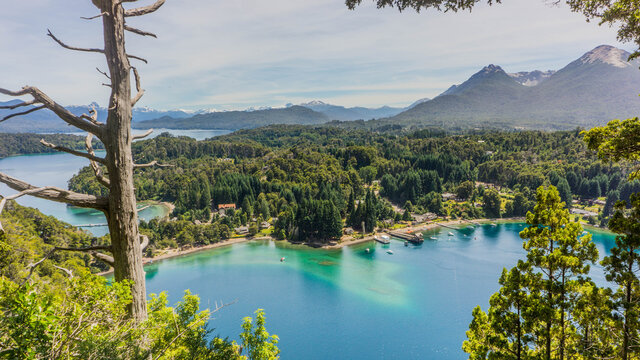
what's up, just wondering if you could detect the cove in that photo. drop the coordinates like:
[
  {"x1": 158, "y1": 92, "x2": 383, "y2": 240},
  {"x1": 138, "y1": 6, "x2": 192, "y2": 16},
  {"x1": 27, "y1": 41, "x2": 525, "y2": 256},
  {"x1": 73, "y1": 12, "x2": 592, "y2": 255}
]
[
  {"x1": 144, "y1": 222, "x2": 617, "y2": 359},
  {"x1": 0, "y1": 129, "x2": 230, "y2": 236}
]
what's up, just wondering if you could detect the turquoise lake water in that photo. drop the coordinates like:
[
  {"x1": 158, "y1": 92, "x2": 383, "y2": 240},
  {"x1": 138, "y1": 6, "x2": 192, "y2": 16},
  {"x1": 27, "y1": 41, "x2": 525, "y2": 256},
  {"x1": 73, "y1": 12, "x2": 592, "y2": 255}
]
[
  {"x1": 0, "y1": 129, "x2": 230, "y2": 236},
  {"x1": 0, "y1": 129, "x2": 619, "y2": 358},
  {"x1": 144, "y1": 223, "x2": 617, "y2": 359}
]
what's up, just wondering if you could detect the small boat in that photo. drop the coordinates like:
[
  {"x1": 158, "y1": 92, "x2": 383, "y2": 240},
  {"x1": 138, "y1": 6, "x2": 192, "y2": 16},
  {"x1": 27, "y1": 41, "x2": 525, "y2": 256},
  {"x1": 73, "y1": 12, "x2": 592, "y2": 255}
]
[
  {"x1": 448, "y1": 232, "x2": 454, "y2": 236},
  {"x1": 375, "y1": 235, "x2": 391, "y2": 244},
  {"x1": 430, "y1": 236, "x2": 437, "y2": 240},
  {"x1": 386, "y1": 250, "x2": 394, "y2": 255},
  {"x1": 365, "y1": 248, "x2": 370, "y2": 253},
  {"x1": 404, "y1": 241, "x2": 408, "y2": 246},
  {"x1": 491, "y1": 223, "x2": 497, "y2": 227},
  {"x1": 280, "y1": 257, "x2": 285, "y2": 262}
]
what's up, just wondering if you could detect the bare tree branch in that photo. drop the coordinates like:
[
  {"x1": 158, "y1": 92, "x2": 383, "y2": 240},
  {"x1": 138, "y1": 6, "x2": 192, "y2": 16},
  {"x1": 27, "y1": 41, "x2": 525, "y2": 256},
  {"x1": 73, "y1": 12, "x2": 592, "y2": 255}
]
[
  {"x1": 0, "y1": 186, "x2": 58, "y2": 232},
  {"x1": 140, "y1": 234, "x2": 149, "y2": 251},
  {"x1": 125, "y1": 0, "x2": 166, "y2": 17},
  {"x1": 53, "y1": 265, "x2": 74, "y2": 278},
  {"x1": 134, "y1": 160, "x2": 174, "y2": 168},
  {"x1": 85, "y1": 133, "x2": 111, "y2": 188},
  {"x1": 133, "y1": 129, "x2": 153, "y2": 140},
  {"x1": 131, "y1": 67, "x2": 145, "y2": 105},
  {"x1": 127, "y1": 54, "x2": 148, "y2": 64},
  {"x1": 0, "y1": 105, "x2": 46, "y2": 123},
  {"x1": 47, "y1": 29, "x2": 105, "y2": 54},
  {"x1": 0, "y1": 172, "x2": 109, "y2": 210},
  {"x1": 80, "y1": 107, "x2": 103, "y2": 126},
  {"x1": 0, "y1": 86, "x2": 103, "y2": 136},
  {"x1": 125, "y1": 25, "x2": 157, "y2": 38},
  {"x1": 40, "y1": 139, "x2": 107, "y2": 164},
  {"x1": 0, "y1": 100, "x2": 39, "y2": 110},
  {"x1": 81, "y1": 12, "x2": 109, "y2": 20},
  {"x1": 96, "y1": 67, "x2": 111, "y2": 80}
]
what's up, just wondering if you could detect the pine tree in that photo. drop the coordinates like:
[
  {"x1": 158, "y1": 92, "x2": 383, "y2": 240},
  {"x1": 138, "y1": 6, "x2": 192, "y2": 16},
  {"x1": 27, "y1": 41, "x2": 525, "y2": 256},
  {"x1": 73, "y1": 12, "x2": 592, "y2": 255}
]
[
  {"x1": 603, "y1": 193, "x2": 640, "y2": 359},
  {"x1": 520, "y1": 185, "x2": 598, "y2": 360}
]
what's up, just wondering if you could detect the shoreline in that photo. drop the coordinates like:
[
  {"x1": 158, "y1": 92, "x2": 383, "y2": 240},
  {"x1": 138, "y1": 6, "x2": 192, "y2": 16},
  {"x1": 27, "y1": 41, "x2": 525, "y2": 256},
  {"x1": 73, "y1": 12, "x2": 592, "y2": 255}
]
[{"x1": 98, "y1": 216, "x2": 611, "y2": 275}]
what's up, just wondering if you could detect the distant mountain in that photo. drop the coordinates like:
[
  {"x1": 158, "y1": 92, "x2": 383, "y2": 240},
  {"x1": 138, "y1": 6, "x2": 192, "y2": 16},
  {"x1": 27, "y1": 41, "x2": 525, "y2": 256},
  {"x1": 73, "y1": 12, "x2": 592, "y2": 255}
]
[
  {"x1": 0, "y1": 102, "x2": 196, "y2": 133},
  {"x1": 134, "y1": 105, "x2": 329, "y2": 130},
  {"x1": 298, "y1": 100, "x2": 406, "y2": 121},
  {"x1": 384, "y1": 45, "x2": 640, "y2": 130},
  {"x1": 407, "y1": 98, "x2": 431, "y2": 109},
  {"x1": 508, "y1": 70, "x2": 555, "y2": 86}
]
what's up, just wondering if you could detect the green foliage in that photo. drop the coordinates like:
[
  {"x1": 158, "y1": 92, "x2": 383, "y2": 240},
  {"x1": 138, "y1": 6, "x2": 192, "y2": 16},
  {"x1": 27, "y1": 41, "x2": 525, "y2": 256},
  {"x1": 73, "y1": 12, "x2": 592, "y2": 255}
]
[
  {"x1": 583, "y1": 118, "x2": 640, "y2": 179},
  {"x1": 240, "y1": 309, "x2": 280, "y2": 360},
  {"x1": 0, "y1": 274, "x2": 278, "y2": 360},
  {"x1": 482, "y1": 188, "x2": 501, "y2": 218}
]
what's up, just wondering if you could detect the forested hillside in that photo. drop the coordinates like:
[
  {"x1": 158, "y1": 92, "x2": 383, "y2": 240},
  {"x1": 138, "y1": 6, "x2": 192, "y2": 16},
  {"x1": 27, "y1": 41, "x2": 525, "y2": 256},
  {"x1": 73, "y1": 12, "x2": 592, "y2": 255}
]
[
  {"x1": 65, "y1": 126, "x2": 634, "y2": 251},
  {"x1": 0, "y1": 133, "x2": 100, "y2": 159}
]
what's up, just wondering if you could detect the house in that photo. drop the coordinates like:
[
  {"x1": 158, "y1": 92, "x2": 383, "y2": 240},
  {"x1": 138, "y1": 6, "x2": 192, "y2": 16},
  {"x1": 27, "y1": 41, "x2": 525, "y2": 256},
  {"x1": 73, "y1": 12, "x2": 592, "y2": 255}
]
[
  {"x1": 344, "y1": 227, "x2": 354, "y2": 235},
  {"x1": 218, "y1": 203, "x2": 236, "y2": 215},
  {"x1": 442, "y1": 192, "x2": 457, "y2": 201},
  {"x1": 235, "y1": 226, "x2": 249, "y2": 235},
  {"x1": 260, "y1": 221, "x2": 271, "y2": 229}
]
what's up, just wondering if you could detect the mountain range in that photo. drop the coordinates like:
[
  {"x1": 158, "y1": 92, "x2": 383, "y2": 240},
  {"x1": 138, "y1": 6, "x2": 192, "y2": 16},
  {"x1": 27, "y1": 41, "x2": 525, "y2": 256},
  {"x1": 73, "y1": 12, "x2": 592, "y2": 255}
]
[
  {"x1": 2, "y1": 45, "x2": 639, "y2": 133},
  {"x1": 381, "y1": 45, "x2": 640, "y2": 130}
]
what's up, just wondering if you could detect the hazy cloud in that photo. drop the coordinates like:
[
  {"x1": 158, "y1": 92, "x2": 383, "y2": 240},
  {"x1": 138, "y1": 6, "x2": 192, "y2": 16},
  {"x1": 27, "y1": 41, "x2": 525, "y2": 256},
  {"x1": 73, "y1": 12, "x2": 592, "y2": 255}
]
[{"x1": 0, "y1": 0, "x2": 629, "y2": 110}]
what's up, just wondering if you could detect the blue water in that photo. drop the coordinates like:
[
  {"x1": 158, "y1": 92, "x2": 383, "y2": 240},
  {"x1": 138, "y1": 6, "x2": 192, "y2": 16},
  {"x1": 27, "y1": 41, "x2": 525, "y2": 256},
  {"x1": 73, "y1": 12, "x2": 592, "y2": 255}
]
[
  {"x1": 0, "y1": 129, "x2": 230, "y2": 236},
  {"x1": 144, "y1": 223, "x2": 617, "y2": 359}
]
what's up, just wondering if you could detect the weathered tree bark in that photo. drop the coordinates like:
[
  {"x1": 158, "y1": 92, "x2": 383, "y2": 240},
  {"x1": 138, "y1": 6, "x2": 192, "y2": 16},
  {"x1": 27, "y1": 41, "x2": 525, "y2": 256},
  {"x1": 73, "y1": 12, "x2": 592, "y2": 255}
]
[{"x1": 0, "y1": 0, "x2": 166, "y2": 323}]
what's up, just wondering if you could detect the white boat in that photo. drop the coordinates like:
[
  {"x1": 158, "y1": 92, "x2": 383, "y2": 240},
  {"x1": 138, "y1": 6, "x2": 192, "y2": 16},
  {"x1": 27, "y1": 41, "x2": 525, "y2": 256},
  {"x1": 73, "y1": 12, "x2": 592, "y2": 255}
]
[
  {"x1": 386, "y1": 250, "x2": 394, "y2": 254},
  {"x1": 448, "y1": 232, "x2": 454, "y2": 236},
  {"x1": 491, "y1": 223, "x2": 497, "y2": 227},
  {"x1": 430, "y1": 236, "x2": 437, "y2": 240},
  {"x1": 365, "y1": 248, "x2": 370, "y2": 253}
]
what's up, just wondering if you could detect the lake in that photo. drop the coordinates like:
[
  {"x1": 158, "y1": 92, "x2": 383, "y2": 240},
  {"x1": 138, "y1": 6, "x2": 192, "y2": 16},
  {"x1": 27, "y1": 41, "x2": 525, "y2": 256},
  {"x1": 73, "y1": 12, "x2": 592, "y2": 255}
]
[
  {"x1": 0, "y1": 129, "x2": 231, "y2": 236},
  {"x1": 144, "y1": 222, "x2": 617, "y2": 359}
]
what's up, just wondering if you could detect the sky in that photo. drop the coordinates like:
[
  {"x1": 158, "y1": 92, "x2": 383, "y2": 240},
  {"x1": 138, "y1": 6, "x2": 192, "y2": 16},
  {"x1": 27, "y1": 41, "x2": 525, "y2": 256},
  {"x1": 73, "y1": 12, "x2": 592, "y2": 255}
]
[{"x1": 0, "y1": 0, "x2": 631, "y2": 111}]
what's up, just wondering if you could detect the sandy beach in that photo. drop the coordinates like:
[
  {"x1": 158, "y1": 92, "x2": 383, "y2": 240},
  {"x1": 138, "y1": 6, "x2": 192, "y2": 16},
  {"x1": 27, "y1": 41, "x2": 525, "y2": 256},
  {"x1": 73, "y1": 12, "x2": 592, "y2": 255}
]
[{"x1": 97, "y1": 218, "x2": 522, "y2": 275}]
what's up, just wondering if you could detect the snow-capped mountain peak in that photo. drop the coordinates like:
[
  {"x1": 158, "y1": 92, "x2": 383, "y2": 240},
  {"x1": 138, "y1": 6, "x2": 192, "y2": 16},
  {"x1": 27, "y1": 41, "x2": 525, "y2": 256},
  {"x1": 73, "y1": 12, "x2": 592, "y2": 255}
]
[{"x1": 579, "y1": 45, "x2": 631, "y2": 68}]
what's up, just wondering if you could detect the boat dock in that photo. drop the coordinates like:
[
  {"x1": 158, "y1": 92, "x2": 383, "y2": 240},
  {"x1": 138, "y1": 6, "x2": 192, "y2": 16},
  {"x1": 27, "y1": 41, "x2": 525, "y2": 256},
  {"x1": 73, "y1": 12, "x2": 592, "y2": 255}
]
[
  {"x1": 384, "y1": 230, "x2": 424, "y2": 244},
  {"x1": 436, "y1": 223, "x2": 458, "y2": 230}
]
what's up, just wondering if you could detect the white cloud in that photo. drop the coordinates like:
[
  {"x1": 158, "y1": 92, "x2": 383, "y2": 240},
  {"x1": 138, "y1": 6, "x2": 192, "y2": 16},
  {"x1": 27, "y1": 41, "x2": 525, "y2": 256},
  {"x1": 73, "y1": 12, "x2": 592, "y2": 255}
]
[{"x1": 0, "y1": 0, "x2": 630, "y2": 110}]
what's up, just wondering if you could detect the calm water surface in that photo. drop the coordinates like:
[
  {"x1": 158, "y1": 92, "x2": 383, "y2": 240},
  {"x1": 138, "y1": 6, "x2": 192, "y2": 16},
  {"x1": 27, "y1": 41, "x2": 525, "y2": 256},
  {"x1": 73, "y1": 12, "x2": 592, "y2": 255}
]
[
  {"x1": 145, "y1": 223, "x2": 617, "y2": 359},
  {"x1": 0, "y1": 129, "x2": 230, "y2": 235}
]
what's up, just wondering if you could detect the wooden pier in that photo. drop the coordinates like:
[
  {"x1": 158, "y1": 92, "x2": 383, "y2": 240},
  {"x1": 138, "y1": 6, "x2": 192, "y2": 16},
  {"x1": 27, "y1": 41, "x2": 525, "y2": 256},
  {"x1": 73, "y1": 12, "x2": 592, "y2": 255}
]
[{"x1": 384, "y1": 230, "x2": 424, "y2": 244}]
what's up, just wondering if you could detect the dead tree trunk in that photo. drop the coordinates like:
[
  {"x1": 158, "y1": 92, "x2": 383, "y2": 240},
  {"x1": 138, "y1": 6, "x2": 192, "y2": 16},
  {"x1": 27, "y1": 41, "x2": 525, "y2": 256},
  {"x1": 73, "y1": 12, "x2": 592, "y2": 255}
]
[{"x1": 0, "y1": 0, "x2": 166, "y2": 322}]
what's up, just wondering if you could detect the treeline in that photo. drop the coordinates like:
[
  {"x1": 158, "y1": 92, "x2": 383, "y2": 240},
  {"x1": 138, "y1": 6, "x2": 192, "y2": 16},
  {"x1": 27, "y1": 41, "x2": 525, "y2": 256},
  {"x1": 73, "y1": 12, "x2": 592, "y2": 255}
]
[
  {"x1": 464, "y1": 185, "x2": 640, "y2": 359},
  {"x1": 0, "y1": 133, "x2": 102, "y2": 159},
  {"x1": 68, "y1": 126, "x2": 630, "y2": 245}
]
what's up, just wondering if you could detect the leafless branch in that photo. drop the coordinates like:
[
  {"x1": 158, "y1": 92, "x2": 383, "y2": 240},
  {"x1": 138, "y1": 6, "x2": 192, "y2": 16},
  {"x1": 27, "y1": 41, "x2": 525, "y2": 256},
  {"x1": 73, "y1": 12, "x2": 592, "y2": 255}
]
[
  {"x1": 0, "y1": 100, "x2": 39, "y2": 110},
  {"x1": 102, "y1": 83, "x2": 113, "y2": 88},
  {"x1": 151, "y1": 299, "x2": 236, "y2": 360},
  {"x1": 19, "y1": 243, "x2": 114, "y2": 286},
  {"x1": 133, "y1": 129, "x2": 153, "y2": 140},
  {"x1": 125, "y1": 0, "x2": 166, "y2": 17},
  {"x1": 0, "y1": 86, "x2": 103, "y2": 136},
  {"x1": 140, "y1": 234, "x2": 149, "y2": 251},
  {"x1": 0, "y1": 187, "x2": 58, "y2": 232},
  {"x1": 134, "y1": 160, "x2": 174, "y2": 168},
  {"x1": 47, "y1": 29, "x2": 105, "y2": 54},
  {"x1": 53, "y1": 265, "x2": 74, "y2": 278},
  {"x1": 96, "y1": 67, "x2": 111, "y2": 80},
  {"x1": 81, "y1": 12, "x2": 109, "y2": 20},
  {"x1": 85, "y1": 133, "x2": 111, "y2": 188},
  {"x1": 0, "y1": 105, "x2": 46, "y2": 123},
  {"x1": 80, "y1": 106, "x2": 103, "y2": 126},
  {"x1": 131, "y1": 67, "x2": 145, "y2": 105},
  {"x1": 40, "y1": 139, "x2": 107, "y2": 164},
  {"x1": 127, "y1": 54, "x2": 148, "y2": 64},
  {"x1": 0, "y1": 172, "x2": 109, "y2": 210},
  {"x1": 125, "y1": 25, "x2": 157, "y2": 38}
]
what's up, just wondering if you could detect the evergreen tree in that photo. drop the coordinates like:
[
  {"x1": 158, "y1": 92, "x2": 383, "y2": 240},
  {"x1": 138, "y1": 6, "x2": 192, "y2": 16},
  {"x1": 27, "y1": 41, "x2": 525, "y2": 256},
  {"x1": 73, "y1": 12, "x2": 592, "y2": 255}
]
[
  {"x1": 556, "y1": 178, "x2": 572, "y2": 209},
  {"x1": 519, "y1": 185, "x2": 598, "y2": 360},
  {"x1": 603, "y1": 194, "x2": 640, "y2": 359},
  {"x1": 483, "y1": 189, "x2": 501, "y2": 219}
]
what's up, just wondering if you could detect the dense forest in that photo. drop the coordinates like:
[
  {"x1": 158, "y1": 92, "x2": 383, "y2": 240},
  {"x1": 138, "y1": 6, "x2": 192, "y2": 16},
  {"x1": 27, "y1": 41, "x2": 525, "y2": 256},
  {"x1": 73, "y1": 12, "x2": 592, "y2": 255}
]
[
  {"x1": 64, "y1": 126, "x2": 635, "y2": 252},
  {"x1": 0, "y1": 133, "x2": 101, "y2": 159}
]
